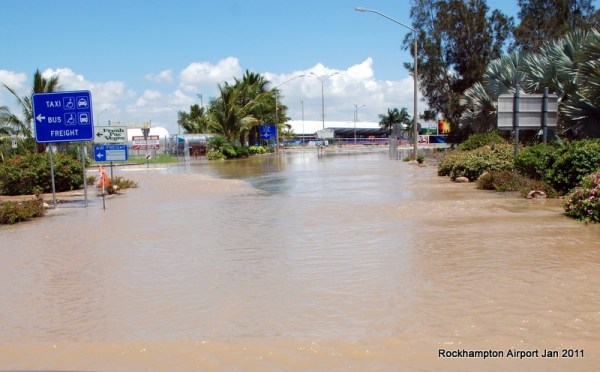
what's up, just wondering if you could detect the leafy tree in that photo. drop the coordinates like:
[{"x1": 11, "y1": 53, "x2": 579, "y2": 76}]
[
  {"x1": 512, "y1": 0, "x2": 600, "y2": 53},
  {"x1": 405, "y1": 0, "x2": 513, "y2": 140},
  {"x1": 179, "y1": 104, "x2": 210, "y2": 133}
]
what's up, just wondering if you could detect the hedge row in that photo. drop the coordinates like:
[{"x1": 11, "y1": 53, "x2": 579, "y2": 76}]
[{"x1": 0, "y1": 153, "x2": 83, "y2": 196}]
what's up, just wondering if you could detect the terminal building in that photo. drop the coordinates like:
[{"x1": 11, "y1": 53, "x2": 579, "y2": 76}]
[{"x1": 285, "y1": 120, "x2": 389, "y2": 144}]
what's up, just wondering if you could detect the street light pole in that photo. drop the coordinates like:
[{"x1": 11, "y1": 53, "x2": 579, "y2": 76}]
[
  {"x1": 355, "y1": 7, "x2": 419, "y2": 158},
  {"x1": 96, "y1": 108, "x2": 109, "y2": 125},
  {"x1": 354, "y1": 104, "x2": 366, "y2": 146},
  {"x1": 309, "y1": 72, "x2": 339, "y2": 130},
  {"x1": 273, "y1": 74, "x2": 305, "y2": 154}
]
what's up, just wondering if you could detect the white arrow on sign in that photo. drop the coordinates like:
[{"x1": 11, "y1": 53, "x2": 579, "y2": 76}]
[
  {"x1": 96, "y1": 152, "x2": 105, "y2": 160},
  {"x1": 36, "y1": 113, "x2": 46, "y2": 123}
]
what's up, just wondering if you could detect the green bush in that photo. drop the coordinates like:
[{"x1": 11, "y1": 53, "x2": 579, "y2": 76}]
[
  {"x1": 0, "y1": 153, "x2": 83, "y2": 195},
  {"x1": 448, "y1": 143, "x2": 514, "y2": 181},
  {"x1": 0, "y1": 196, "x2": 47, "y2": 224},
  {"x1": 476, "y1": 170, "x2": 557, "y2": 197},
  {"x1": 207, "y1": 135, "x2": 228, "y2": 152},
  {"x1": 545, "y1": 139, "x2": 600, "y2": 194},
  {"x1": 458, "y1": 131, "x2": 506, "y2": 151},
  {"x1": 476, "y1": 170, "x2": 525, "y2": 191},
  {"x1": 234, "y1": 144, "x2": 249, "y2": 158},
  {"x1": 248, "y1": 146, "x2": 267, "y2": 155},
  {"x1": 113, "y1": 176, "x2": 138, "y2": 190},
  {"x1": 207, "y1": 149, "x2": 226, "y2": 160},
  {"x1": 97, "y1": 176, "x2": 137, "y2": 195},
  {"x1": 222, "y1": 146, "x2": 237, "y2": 159},
  {"x1": 564, "y1": 172, "x2": 600, "y2": 223},
  {"x1": 437, "y1": 150, "x2": 463, "y2": 176},
  {"x1": 514, "y1": 143, "x2": 559, "y2": 180}
]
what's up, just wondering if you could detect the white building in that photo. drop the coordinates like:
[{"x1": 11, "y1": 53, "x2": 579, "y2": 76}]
[{"x1": 286, "y1": 120, "x2": 380, "y2": 135}]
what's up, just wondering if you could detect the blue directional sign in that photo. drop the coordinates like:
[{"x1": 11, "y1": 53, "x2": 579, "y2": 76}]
[
  {"x1": 32, "y1": 90, "x2": 94, "y2": 143},
  {"x1": 259, "y1": 124, "x2": 277, "y2": 140},
  {"x1": 94, "y1": 144, "x2": 129, "y2": 162}
]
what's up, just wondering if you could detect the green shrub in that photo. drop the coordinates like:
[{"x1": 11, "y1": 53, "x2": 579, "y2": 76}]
[
  {"x1": 222, "y1": 146, "x2": 237, "y2": 159},
  {"x1": 207, "y1": 149, "x2": 225, "y2": 160},
  {"x1": 514, "y1": 143, "x2": 559, "y2": 180},
  {"x1": 97, "y1": 176, "x2": 137, "y2": 195},
  {"x1": 0, "y1": 196, "x2": 47, "y2": 224},
  {"x1": 545, "y1": 139, "x2": 600, "y2": 194},
  {"x1": 449, "y1": 143, "x2": 514, "y2": 181},
  {"x1": 458, "y1": 131, "x2": 505, "y2": 151},
  {"x1": 437, "y1": 150, "x2": 463, "y2": 176},
  {"x1": 207, "y1": 135, "x2": 228, "y2": 152},
  {"x1": 0, "y1": 153, "x2": 83, "y2": 195},
  {"x1": 113, "y1": 176, "x2": 138, "y2": 190},
  {"x1": 476, "y1": 170, "x2": 557, "y2": 197},
  {"x1": 564, "y1": 172, "x2": 600, "y2": 223},
  {"x1": 476, "y1": 170, "x2": 527, "y2": 191},
  {"x1": 248, "y1": 146, "x2": 266, "y2": 155}
]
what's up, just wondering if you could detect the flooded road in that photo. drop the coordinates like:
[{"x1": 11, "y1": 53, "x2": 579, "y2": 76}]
[{"x1": 1, "y1": 150, "x2": 599, "y2": 371}]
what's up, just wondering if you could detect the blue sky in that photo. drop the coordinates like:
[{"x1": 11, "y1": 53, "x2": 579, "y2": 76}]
[{"x1": 0, "y1": 0, "x2": 588, "y2": 134}]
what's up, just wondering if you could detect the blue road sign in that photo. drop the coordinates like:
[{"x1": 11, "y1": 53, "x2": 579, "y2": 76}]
[
  {"x1": 259, "y1": 124, "x2": 277, "y2": 140},
  {"x1": 94, "y1": 144, "x2": 129, "y2": 162},
  {"x1": 32, "y1": 90, "x2": 94, "y2": 143}
]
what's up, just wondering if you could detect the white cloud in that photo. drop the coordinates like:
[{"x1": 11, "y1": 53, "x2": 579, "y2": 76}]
[
  {"x1": 346, "y1": 58, "x2": 374, "y2": 81},
  {"x1": 0, "y1": 70, "x2": 28, "y2": 105},
  {"x1": 179, "y1": 56, "x2": 242, "y2": 92},
  {"x1": 0, "y1": 70, "x2": 27, "y2": 91},
  {"x1": 145, "y1": 69, "x2": 174, "y2": 83},
  {"x1": 39, "y1": 68, "x2": 128, "y2": 120},
  {"x1": 1, "y1": 57, "x2": 425, "y2": 135},
  {"x1": 267, "y1": 58, "x2": 422, "y2": 125}
]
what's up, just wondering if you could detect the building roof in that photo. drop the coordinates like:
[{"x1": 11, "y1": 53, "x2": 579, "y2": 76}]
[{"x1": 286, "y1": 120, "x2": 381, "y2": 134}]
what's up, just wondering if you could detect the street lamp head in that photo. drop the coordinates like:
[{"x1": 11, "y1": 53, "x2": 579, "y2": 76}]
[
  {"x1": 355, "y1": 7, "x2": 368, "y2": 12},
  {"x1": 310, "y1": 71, "x2": 340, "y2": 82}
]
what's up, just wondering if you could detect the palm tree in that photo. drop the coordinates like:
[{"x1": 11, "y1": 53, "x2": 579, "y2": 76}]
[
  {"x1": 234, "y1": 71, "x2": 274, "y2": 144},
  {"x1": 379, "y1": 107, "x2": 412, "y2": 139},
  {"x1": 208, "y1": 83, "x2": 245, "y2": 141},
  {"x1": 559, "y1": 29, "x2": 600, "y2": 137},
  {"x1": 0, "y1": 69, "x2": 61, "y2": 152},
  {"x1": 179, "y1": 104, "x2": 210, "y2": 134},
  {"x1": 460, "y1": 30, "x2": 600, "y2": 137},
  {"x1": 207, "y1": 71, "x2": 276, "y2": 144}
]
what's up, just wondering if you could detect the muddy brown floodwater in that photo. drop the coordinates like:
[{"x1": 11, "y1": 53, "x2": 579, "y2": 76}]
[{"x1": 1, "y1": 150, "x2": 599, "y2": 371}]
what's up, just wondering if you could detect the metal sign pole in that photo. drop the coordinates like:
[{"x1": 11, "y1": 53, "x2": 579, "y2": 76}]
[
  {"x1": 513, "y1": 88, "x2": 520, "y2": 156},
  {"x1": 542, "y1": 87, "x2": 548, "y2": 143},
  {"x1": 81, "y1": 142, "x2": 88, "y2": 207},
  {"x1": 48, "y1": 143, "x2": 57, "y2": 209}
]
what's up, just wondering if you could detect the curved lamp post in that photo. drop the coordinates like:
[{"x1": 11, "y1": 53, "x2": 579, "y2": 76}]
[
  {"x1": 355, "y1": 7, "x2": 419, "y2": 158},
  {"x1": 309, "y1": 72, "x2": 340, "y2": 130},
  {"x1": 96, "y1": 108, "x2": 109, "y2": 126},
  {"x1": 273, "y1": 74, "x2": 305, "y2": 153}
]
